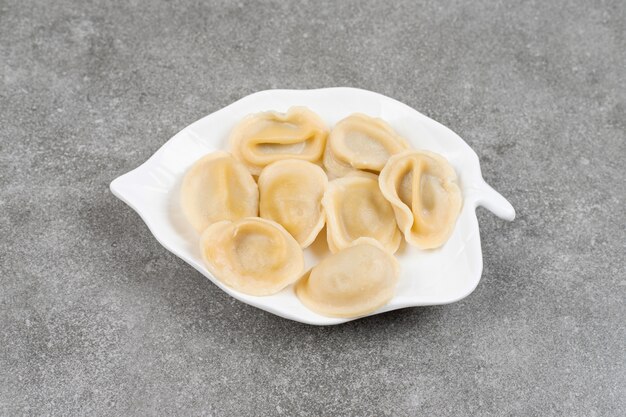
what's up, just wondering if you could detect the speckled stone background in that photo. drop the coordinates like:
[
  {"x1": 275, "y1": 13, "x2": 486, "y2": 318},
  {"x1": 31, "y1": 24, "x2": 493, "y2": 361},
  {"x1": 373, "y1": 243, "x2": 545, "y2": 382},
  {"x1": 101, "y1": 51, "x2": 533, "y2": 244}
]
[{"x1": 1, "y1": 0, "x2": 624, "y2": 415}]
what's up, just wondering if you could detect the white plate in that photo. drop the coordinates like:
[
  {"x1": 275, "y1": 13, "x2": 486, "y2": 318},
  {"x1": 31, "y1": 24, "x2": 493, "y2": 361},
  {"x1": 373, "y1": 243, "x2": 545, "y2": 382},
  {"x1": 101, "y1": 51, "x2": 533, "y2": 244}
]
[{"x1": 110, "y1": 87, "x2": 515, "y2": 325}]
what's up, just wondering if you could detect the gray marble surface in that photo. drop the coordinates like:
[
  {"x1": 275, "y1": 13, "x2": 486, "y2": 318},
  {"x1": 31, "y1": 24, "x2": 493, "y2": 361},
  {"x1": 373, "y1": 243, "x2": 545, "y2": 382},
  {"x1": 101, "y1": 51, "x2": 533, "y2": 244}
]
[{"x1": 1, "y1": 0, "x2": 625, "y2": 415}]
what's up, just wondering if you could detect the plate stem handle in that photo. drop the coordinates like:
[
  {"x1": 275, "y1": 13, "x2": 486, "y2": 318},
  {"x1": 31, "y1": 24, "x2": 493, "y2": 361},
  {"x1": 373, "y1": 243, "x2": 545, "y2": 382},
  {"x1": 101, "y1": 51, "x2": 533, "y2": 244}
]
[{"x1": 475, "y1": 181, "x2": 516, "y2": 221}]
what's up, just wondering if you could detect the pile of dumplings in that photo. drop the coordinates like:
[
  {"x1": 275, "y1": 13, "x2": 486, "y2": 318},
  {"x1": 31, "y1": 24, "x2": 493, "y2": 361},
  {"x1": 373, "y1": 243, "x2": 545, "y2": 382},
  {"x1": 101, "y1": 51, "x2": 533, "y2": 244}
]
[{"x1": 181, "y1": 107, "x2": 462, "y2": 318}]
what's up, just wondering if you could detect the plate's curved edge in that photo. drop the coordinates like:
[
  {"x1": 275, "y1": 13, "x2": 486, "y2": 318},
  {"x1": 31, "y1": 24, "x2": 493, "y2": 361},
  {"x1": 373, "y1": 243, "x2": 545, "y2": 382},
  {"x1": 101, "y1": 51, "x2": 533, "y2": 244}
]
[{"x1": 109, "y1": 87, "x2": 515, "y2": 326}]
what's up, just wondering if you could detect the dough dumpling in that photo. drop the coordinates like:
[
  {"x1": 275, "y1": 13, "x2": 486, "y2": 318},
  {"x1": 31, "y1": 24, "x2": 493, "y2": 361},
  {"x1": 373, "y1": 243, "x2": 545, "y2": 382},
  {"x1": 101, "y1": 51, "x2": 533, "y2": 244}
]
[
  {"x1": 180, "y1": 151, "x2": 258, "y2": 233},
  {"x1": 322, "y1": 172, "x2": 402, "y2": 253},
  {"x1": 230, "y1": 107, "x2": 328, "y2": 175},
  {"x1": 296, "y1": 238, "x2": 400, "y2": 318},
  {"x1": 258, "y1": 160, "x2": 328, "y2": 248},
  {"x1": 323, "y1": 113, "x2": 410, "y2": 178},
  {"x1": 200, "y1": 217, "x2": 304, "y2": 296},
  {"x1": 379, "y1": 150, "x2": 462, "y2": 249}
]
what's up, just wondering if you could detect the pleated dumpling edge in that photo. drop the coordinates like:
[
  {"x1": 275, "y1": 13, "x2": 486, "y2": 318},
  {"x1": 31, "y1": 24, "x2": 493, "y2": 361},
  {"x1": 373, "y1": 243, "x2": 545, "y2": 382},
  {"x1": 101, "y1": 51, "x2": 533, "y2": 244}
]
[
  {"x1": 180, "y1": 151, "x2": 259, "y2": 233},
  {"x1": 322, "y1": 171, "x2": 402, "y2": 254},
  {"x1": 258, "y1": 159, "x2": 328, "y2": 248},
  {"x1": 200, "y1": 217, "x2": 305, "y2": 296},
  {"x1": 323, "y1": 113, "x2": 410, "y2": 178},
  {"x1": 379, "y1": 149, "x2": 463, "y2": 249},
  {"x1": 229, "y1": 107, "x2": 329, "y2": 175},
  {"x1": 295, "y1": 237, "x2": 400, "y2": 318}
]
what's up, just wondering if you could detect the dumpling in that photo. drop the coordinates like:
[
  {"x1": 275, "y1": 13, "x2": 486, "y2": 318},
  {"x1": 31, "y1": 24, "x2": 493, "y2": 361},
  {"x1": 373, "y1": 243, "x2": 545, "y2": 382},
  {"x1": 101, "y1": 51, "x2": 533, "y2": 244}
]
[
  {"x1": 258, "y1": 159, "x2": 328, "y2": 248},
  {"x1": 296, "y1": 238, "x2": 400, "y2": 318},
  {"x1": 323, "y1": 113, "x2": 410, "y2": 178},
  {"x1": 180, "y1": 151, "x2": 258, "y2": 233},
  {"x1": 379, "y1": 150, "x2": 462, "y2": 249},
  {"x1": 200, "y1": 217, "x2": 304, "y2": 296},
  {"x1": 229, "y1": 107, "x2": 329, "y2": 175},
  {"x1": 322, "y1": 172, "x2": 402, "y2": 253}
]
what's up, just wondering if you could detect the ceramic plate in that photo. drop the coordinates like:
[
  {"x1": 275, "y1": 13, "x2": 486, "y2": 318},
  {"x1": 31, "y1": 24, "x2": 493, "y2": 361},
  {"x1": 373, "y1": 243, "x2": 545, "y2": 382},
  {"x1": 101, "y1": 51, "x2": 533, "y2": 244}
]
[{"x1": 110, "y1": 87, "x2": 515, "y2": 325}]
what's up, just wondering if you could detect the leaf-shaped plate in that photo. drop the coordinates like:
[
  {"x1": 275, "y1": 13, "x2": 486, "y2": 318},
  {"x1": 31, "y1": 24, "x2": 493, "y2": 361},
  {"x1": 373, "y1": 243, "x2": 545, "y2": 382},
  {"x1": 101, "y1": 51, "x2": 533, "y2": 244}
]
[{"x1": 110, "y1": 88, "x2": 515, "y2": 325}]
